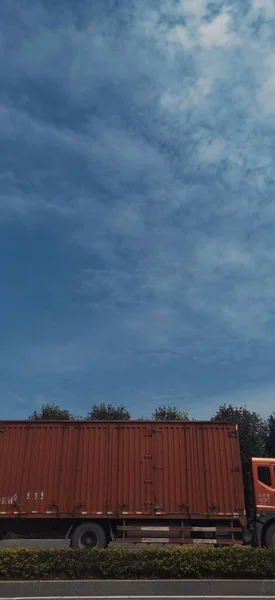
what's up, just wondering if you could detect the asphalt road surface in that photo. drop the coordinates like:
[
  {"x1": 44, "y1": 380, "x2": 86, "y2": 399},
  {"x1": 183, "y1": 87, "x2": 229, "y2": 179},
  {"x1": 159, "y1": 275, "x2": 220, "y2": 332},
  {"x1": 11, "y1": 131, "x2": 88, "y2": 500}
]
[
  {"x1": 2, "y1": 597, "x2": 275, "y2": 600},
  {"x1": 1, "y1": 581, "x2": 275, "y2": 598}
]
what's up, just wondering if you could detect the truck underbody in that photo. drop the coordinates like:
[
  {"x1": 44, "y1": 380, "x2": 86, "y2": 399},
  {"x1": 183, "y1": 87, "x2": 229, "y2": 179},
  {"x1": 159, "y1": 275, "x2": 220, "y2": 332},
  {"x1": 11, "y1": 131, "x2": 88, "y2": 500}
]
[{"x1": 0, "y1": 515, "x2": 251, "y2": 547}]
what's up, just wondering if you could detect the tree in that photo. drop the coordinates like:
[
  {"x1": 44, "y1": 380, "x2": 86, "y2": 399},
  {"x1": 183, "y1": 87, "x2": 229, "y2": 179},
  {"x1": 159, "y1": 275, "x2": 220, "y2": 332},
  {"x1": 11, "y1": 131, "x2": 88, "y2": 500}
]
[
  {"x1": 265, "y1": 413, "x2": 275, "y2": 457},
  {"x1": 29, "y1": 403, "x2": 74, "y2": 420},
  {"x1": 212, "y1": 404, "x2": 266, "y2": 462},
  {"x1": 152, "y1": 405, "x2": 189, "y2": 421},
  {"x1": 86, "y1": 403, "x2": 131, "y2": 420}
]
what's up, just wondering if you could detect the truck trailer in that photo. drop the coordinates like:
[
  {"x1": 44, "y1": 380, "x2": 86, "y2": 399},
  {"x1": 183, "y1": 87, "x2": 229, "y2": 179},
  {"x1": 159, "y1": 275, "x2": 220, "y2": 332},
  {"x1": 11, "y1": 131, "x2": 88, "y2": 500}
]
[{"x1": 0, "y1": 419, "x2": 274, "y2": 548}]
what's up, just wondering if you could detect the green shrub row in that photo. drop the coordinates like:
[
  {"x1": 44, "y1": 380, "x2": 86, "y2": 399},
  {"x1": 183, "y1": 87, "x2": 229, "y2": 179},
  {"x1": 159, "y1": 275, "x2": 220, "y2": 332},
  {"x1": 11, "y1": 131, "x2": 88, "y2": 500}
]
[{"x1": 0, "y1": 546, "x2": 275, "y2": 580}]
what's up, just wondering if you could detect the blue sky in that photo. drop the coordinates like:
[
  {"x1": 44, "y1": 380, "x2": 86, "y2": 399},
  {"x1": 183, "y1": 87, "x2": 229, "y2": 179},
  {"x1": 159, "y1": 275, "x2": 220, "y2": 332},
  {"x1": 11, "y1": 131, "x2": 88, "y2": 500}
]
[{"x1": 1, "y1": 0, "x2": 275, "y2": 420}]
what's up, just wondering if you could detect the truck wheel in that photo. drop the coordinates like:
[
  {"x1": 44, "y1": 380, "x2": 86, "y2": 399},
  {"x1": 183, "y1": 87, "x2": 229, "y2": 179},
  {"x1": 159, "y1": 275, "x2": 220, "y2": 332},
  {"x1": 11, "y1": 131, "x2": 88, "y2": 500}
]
[
  {"x1": 71, "y1": 522, "x2": 107, "y2": 549},
  {"x1": 264, "y1": 523, "x2": 275, "y2": 548}
]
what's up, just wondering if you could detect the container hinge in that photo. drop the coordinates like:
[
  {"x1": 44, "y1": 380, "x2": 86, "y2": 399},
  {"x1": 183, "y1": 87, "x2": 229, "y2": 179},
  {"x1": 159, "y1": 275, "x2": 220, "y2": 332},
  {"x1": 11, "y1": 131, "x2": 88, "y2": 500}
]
[
  {"x1": 0, "y1": 426, "x2": 6, "y2": 434},
  {"x1": 152, "y1": 428, "x2": 162, "y2": 434},
  {"x1": 153, "y1": 465, "x2": 163, "y2": 470},
  {"x1": 228, "y1": 431, "x2": 238, "y2": 438},
  {"x1": 144, "y1": 480, "x2": 153, "y2": 484},
  {"x1": 51, "y1": 503, "x2": 60, "y2": 515},
  {"x1": 179, "y1": 503, "x2": 190, "y2": 515},
  {"x1": 231, "y1": 467, "x2": 240, "y2": 472},
  {"x1": 144, "y1": 454, "x2": 152, "y2": 459}
]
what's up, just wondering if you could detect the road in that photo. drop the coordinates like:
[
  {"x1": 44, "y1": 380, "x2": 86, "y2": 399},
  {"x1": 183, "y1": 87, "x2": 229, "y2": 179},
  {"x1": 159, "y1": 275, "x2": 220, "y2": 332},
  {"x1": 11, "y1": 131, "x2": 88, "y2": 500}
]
[
  {"x1": 1, "y1": 596, "x2": 275, "y2": 599},
  {"x1": 1, "y1": 581, "x2": 275, "y2": 599}
]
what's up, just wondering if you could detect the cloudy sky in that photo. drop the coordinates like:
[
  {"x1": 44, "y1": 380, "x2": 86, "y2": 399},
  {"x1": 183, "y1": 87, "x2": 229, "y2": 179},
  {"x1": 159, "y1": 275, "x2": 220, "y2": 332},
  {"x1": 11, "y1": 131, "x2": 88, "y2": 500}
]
[{"x1": 1, "y1": 0, "x2": 275, "y2": 420}]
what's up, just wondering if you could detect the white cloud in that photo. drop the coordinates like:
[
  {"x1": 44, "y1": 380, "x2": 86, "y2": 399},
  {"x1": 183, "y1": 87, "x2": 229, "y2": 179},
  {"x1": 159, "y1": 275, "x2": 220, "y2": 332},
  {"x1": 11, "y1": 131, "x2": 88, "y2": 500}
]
[
  {"x1": 257, "y1": 54, "x2": 275, "y2": 116},
  {"x1": 198, "y1": 137, "x2": 227, "y2": 162},
  {"x1": 199, "y1": 11, "x2": 239, "y2": 48},
  {"x1": 167, "y1": 24, "x2": 193, "y2": 49},
  {"x1": 167, "y1": 10, "x2": 239, "y2": 51},
  {"x1": 252, "y1": 0, "x2": 275, "y2": 19},
  {"x1": 178, "y1": 0, "x2": 209, "y2": 20}
]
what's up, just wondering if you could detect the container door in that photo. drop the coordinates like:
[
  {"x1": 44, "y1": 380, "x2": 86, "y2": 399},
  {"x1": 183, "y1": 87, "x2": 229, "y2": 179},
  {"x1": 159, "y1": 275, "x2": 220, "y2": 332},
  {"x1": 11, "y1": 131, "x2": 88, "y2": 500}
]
[
  {"x1": 202, "y1": 424, "x2": 245, "y2": 517},
  {"x1": 152, "y1": 424, "x2": 208, "y2": 516},
  {"x1": 69, "y1": 423, "x2": 118, "y2": 516},
  {"x1": 116, "y1": 423, "x2": 154, "y2": 515},
  {"x1": 0, "y1": 423, "x2": 77, "y2": 517}
]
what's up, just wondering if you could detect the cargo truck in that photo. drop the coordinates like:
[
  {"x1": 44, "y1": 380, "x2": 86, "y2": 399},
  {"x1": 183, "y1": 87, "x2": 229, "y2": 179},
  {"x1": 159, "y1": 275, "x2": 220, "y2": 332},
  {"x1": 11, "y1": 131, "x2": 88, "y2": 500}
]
[{"x1": 0, "y1": 420, "x2": 274, "y2": 548}]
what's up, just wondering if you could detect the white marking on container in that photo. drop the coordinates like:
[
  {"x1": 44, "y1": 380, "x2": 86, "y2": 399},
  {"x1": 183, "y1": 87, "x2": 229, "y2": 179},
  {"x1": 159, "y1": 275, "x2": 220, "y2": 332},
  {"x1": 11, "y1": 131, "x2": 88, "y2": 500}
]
[
  {"x1": 96, "y1": 512, "x2": 103, "y2": 515},
  {"x1": 81, "y1": 511, "x2": 88, "y2": 515},
  {"x1": 107, "y1": 511, "x2": 113, "y2": 514},
  {"x1": 0, "y1": 512, "x2": 6, "y2": 515},
  {"x1": 192, "y1": 539, "x2": 216, "y2": 544},
  {"x1": 31, "y1": 510, "x2": 38, "y2": 514},
  {"x1": 45, "y1": 511, "x2": 52, "y2": 514},
  {"x1": 13, "y1": 511, "x2": 19, "y2": 515},
  {"x1": 122, "y1": 512, "x2": 129, "y2": 515},
  {"x1": 191, "y1": 527, "x2": 216, "y2": 532},
  {"x1": 136, "y1": 511, "x2": 142, "y2": 514}
]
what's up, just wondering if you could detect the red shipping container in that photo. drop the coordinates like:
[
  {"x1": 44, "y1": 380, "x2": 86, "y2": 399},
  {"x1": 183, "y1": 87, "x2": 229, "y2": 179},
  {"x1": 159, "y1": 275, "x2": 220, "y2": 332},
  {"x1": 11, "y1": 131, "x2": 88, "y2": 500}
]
[{"x1": 0, "y1": 420, "x2": 245, "y2": 520}]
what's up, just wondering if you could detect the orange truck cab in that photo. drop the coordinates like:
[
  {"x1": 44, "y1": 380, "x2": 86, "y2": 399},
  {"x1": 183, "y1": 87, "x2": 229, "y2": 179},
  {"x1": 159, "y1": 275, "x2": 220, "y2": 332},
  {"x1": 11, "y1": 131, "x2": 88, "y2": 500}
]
[{"x1": 244, "y1": 458, "x2": 275, "y2": 547}]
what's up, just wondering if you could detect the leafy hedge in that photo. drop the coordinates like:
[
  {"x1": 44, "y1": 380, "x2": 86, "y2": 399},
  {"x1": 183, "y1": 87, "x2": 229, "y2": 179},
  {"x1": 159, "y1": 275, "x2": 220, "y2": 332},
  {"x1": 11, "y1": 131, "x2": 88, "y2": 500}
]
[{"x1": 0, "y1": 547, "x2": 275, "y2": 580}]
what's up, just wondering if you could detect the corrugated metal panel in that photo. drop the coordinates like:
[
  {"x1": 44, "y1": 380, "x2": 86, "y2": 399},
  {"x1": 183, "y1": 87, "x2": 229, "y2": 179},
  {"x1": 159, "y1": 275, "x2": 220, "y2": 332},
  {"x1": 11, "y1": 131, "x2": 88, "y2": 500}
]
[
  {"x1": 0, "y1": 421, "x2": 244, "y2": 518},
  {"x1": 152, "y1": 422, "x2": 244, "y2": 516}
]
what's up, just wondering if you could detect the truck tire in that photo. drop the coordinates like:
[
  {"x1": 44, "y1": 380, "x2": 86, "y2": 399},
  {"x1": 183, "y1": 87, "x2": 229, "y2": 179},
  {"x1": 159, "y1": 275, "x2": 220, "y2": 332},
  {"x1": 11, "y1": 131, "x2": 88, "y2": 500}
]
[
  {"x1": 264, "y1": 523, "x2": 275, "y2": 547},
  {"x1": 71, "y1": 522, "x2": 107, "y2": 549}
]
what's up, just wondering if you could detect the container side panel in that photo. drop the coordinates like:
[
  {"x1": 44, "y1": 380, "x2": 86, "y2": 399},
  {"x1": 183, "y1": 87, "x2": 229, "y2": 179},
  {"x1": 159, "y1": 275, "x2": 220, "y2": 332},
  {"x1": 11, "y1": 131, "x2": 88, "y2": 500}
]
[
  {"x1": 116, "y1": 424, "x2": 153, "y2": 515},
  {"x1": 188, "y1": 425, "x2": 208, "y2": 516},
  {"x1": 0, "y1": 421, "x2": 245, "y2": 519},
  {"x1": 58, "y1": 426, "x2": 77, "y2": 514},
  {"x1": 230, "y1": 427, "x2": 245, "y2": 512},
  {"x1": 202, "y1": 424, "x2": 244, "y2": 515},
  {"x1": 0, "y1": 424, "x2": 69, "y2": 514},
  {"x1": 106, "y1": 425, "x2": 120, "y2": 514},
  {"x1": 153, "y1": 424, "x2": 208, "y2": 516},
  {"x1": 0, "y1": 425, "x2": 26, "y2": 510},
  {"x1": 71, "y1": 424, "x2": 116, "y2": 514}
]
